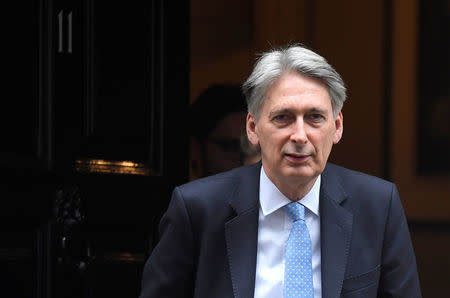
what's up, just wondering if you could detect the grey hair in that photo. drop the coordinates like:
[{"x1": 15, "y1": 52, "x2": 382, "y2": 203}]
[{"x1": 242, "y1": 45, "x2": 347, "y2": 119}]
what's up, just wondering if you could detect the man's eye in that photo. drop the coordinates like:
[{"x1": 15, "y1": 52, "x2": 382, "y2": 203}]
[
  {"x1": 309, "y1": 114, "x2": 324, "y2": 121},
  {"x1": 274, "y1": 115, "x2": 288, "y2": 121},
  {"x1": 272, "y1": 114, "x2": 292, "y2": 124}
]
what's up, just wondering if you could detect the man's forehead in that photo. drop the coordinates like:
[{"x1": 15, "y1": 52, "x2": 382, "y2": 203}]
[
  {"x1": 262, "y1": 74, "x2": 331, "y2": 99},
  {"x1": 263, "y1": 96, "x2": 333, "y2": 114}
]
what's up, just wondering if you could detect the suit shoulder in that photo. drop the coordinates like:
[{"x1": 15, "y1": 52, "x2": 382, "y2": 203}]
[
  {"x1": 326, "y1": 163, "x2": 393, "y2": 185},
  {"x1": 175, "y1": 163, "x2": 260, "y2": 204},
  {"x1": 324, "y1": 163, "x2": 400, "y2": 225},
  {"x1": 325, "y1": 163, "x2": 395, "y2": 196},
  {"x1": 178, "y1": 165, "x2": 245, "y2": 191}
]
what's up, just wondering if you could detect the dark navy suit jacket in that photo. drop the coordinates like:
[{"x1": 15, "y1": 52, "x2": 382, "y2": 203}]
[{"x1": 140, "y1": 162, "x2": 421, "y2": 297}]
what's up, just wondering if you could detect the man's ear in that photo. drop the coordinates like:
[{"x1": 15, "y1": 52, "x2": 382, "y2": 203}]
[
  {"x1": 333, "y1": 111, "x2": 343, "y2": 144},
  {"x1": 246, "y1": 113, "x2": 260, "y2": 146}
]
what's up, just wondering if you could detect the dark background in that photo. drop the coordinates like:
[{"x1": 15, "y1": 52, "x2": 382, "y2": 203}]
[
  {"x1": 1, "y1": 0, "x2": 449, "y2": 297},
  {"x1": 2, "y1": 1, "x2": 188, "y2": 297}
]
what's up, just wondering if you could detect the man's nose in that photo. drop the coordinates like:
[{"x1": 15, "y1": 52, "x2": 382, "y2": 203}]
[{"x1": 290, "y1": 119, "x2": 308, "y2": 144}]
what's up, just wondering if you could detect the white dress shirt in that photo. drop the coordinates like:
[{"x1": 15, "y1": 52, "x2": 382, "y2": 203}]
[{"x1": 254, "y1": 166, "x2": 322, "y2": 298}]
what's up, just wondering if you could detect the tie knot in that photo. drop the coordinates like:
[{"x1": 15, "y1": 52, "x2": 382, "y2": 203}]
[{"x1": 284, "y1": 202, "x2": 305, "y2": 222}]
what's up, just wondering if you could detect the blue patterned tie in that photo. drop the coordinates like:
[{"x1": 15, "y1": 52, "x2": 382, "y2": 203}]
[{"x1": 284, "y1": 202, "x2": 314, "y2": 298}]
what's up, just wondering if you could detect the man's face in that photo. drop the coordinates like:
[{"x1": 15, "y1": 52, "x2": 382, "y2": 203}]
[{"x1": 247, "y1": 71, "x2": 343, "y2": 192}]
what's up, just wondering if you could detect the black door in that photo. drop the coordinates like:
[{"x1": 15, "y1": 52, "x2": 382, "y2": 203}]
[{"x1": 0, "y1": 1, "x2": 189, "y2": 297}]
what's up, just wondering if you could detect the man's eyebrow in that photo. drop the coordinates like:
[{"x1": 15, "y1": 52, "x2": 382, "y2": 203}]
[
  {"x1": 268, "y1": 107, "x2": 328, "y2": 117},
  {"x1": 268, "y1": 108, "x2": 293, "y2": 118},
  {"x1": 307, "y1": 107, "x2": 328, "y2": 114}
]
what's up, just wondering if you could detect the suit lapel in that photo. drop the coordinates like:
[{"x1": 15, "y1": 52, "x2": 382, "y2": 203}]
[
  {"x1": 320, "y1": 165, "x2": 353, "y2": 298},
  {"x1": 225, "y1": 163, "x2": 261, "y2": 298}
]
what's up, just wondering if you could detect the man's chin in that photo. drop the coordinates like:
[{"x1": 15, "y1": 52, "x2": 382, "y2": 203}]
[{"x1": 282, "y1": 167, "x2": 317, "y2": 181}]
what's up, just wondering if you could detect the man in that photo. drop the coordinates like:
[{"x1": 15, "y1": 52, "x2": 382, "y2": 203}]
[
  {"x1": 140, "y1": 45, "x2": 421, "y2": 297},
  {"x1": 189, "y1": 84, "x2": 247, "y2": 179}
]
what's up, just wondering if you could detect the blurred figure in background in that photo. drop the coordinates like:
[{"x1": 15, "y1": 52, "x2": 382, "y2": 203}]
[{"x1": 189, "y1": 84, "x2": 247, "y2": 179}]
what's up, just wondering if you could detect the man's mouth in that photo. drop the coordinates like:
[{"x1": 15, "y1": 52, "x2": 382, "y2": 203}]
[{"x1": 284, "y1": 153, "x2": 311, "y2": 163}]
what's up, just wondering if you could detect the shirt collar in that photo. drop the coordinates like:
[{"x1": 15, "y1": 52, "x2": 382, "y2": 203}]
[{"x1": 259, "y1": 166, "x2": 321, "y2": 217}]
